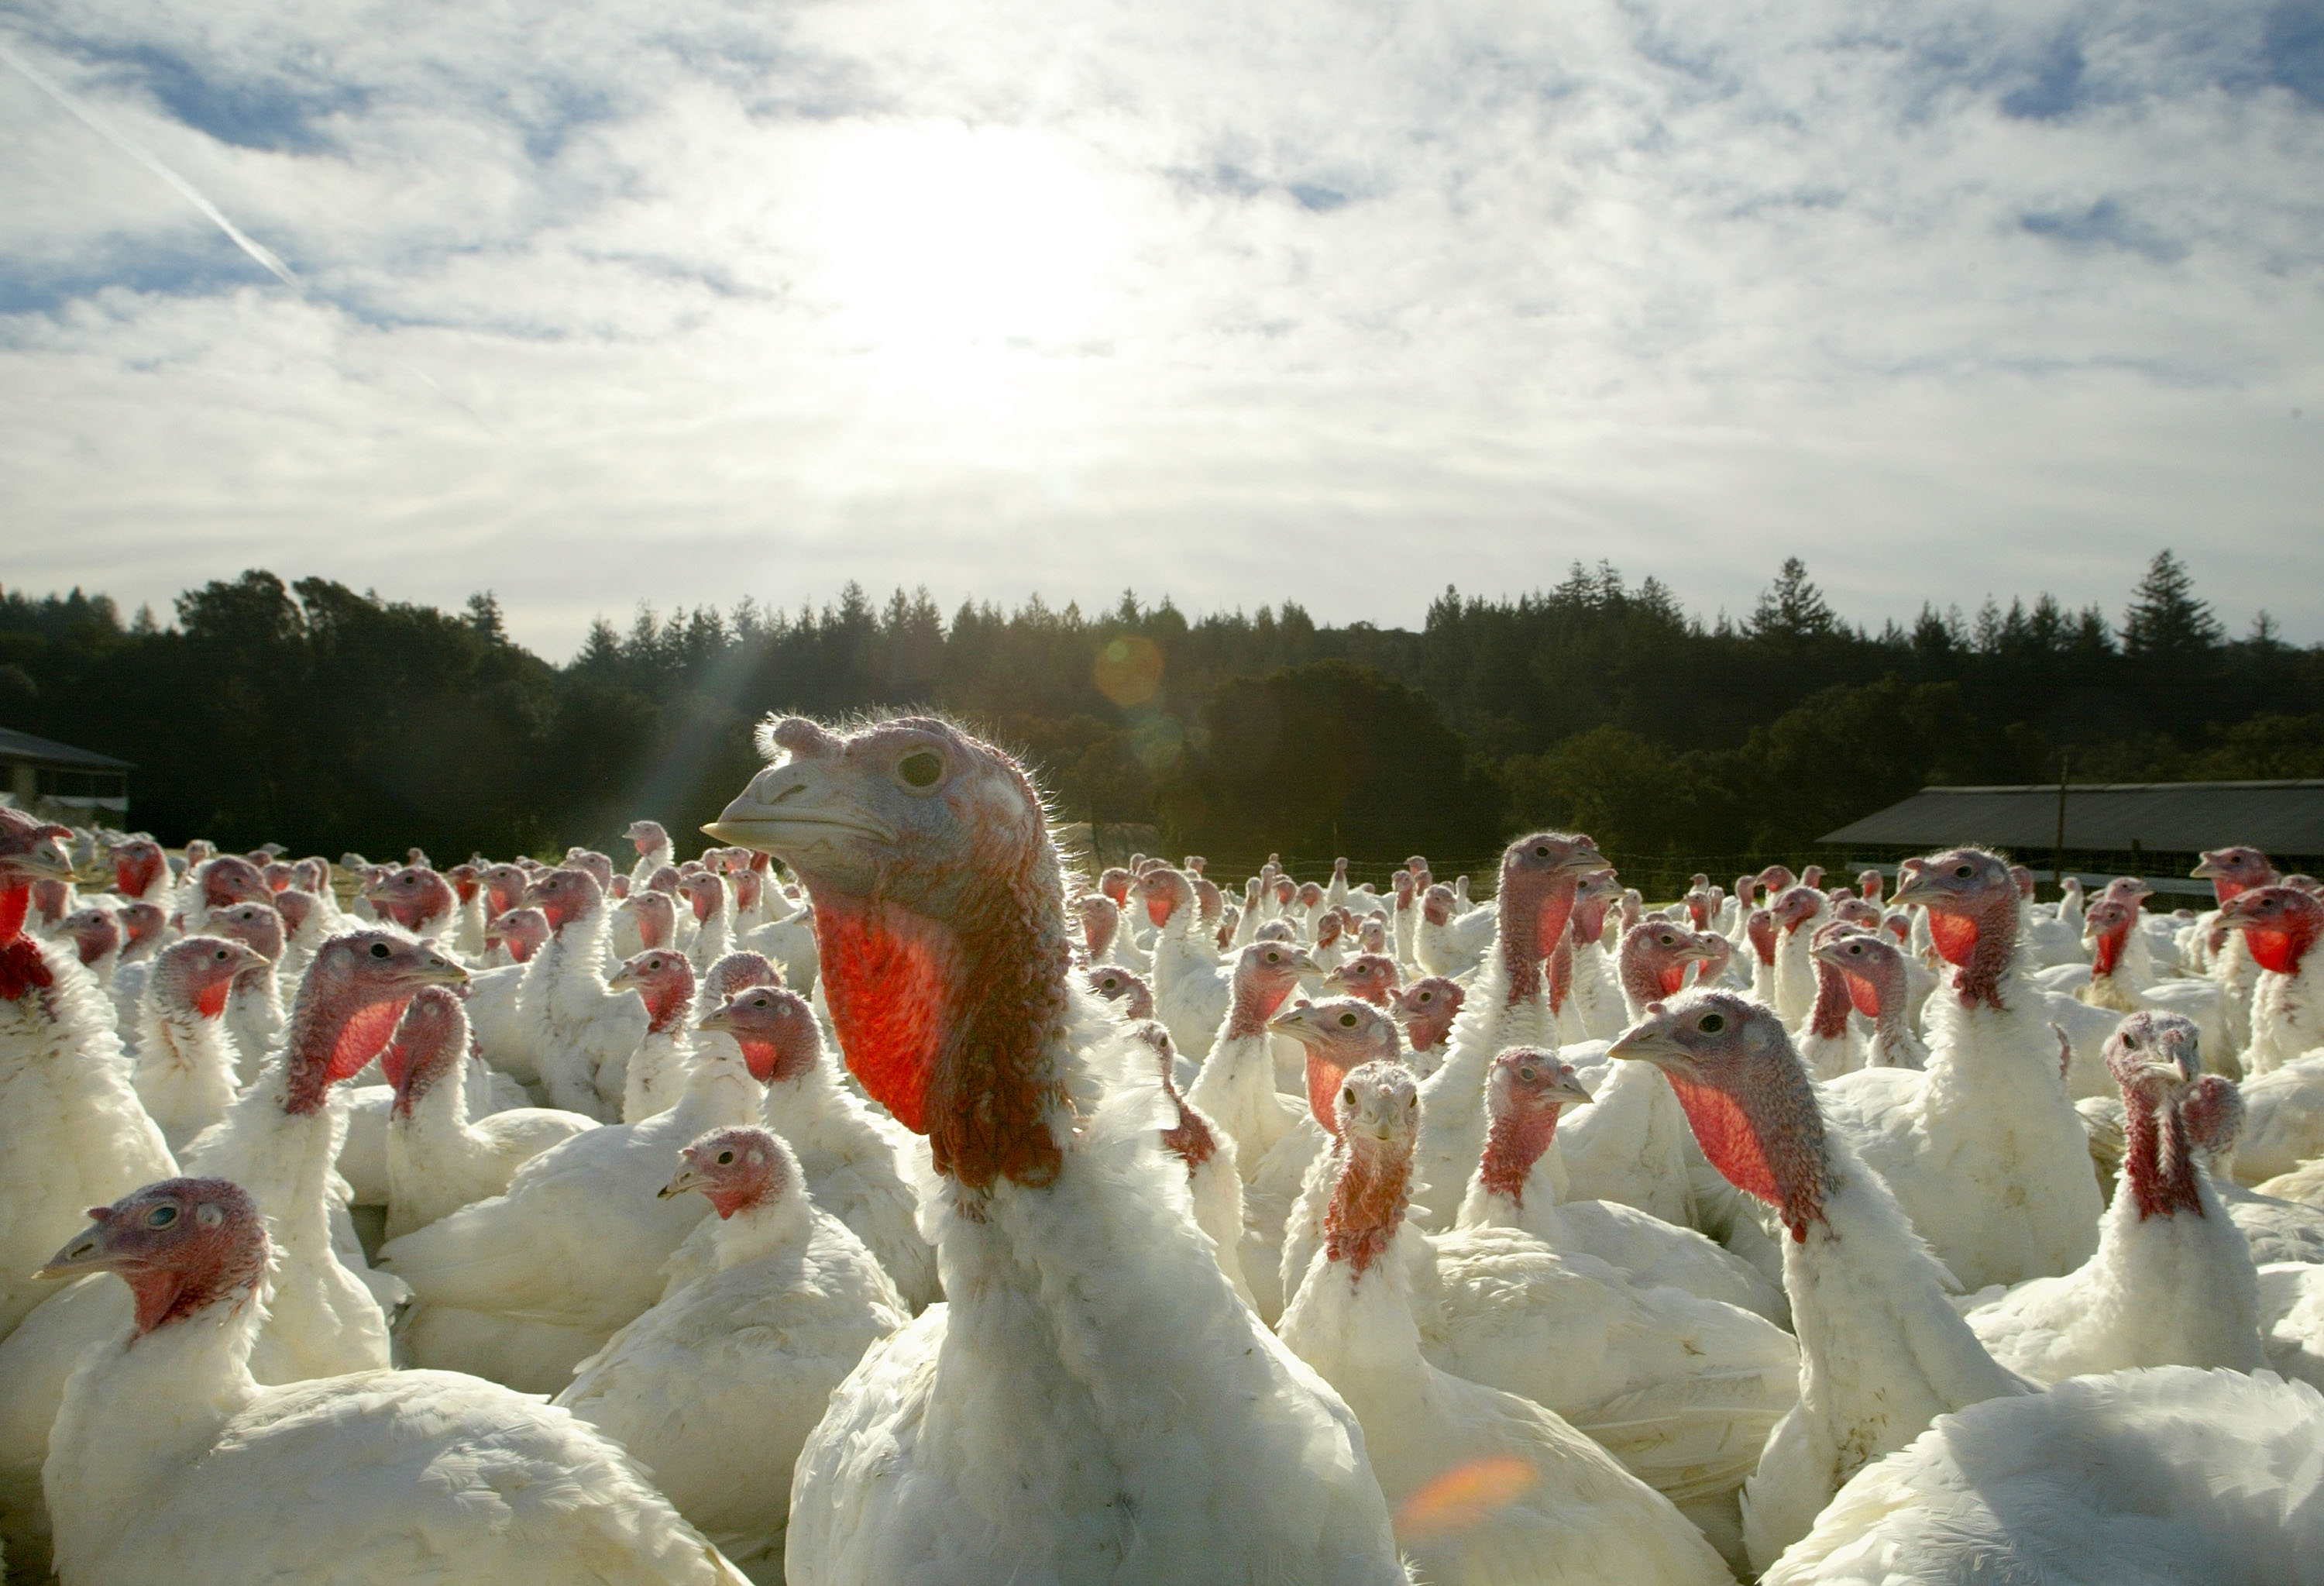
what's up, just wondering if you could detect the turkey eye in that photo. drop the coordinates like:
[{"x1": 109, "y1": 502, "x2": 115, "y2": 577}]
[
  {"x1": 1699, "y1": 1013, "x2": 1725, "y2": 1033},
  {"x1": 1518, "y1": 1065, "x2": 1537, "y2": 1082},
  {"x1": 716, "y1": 1150, "x2": 735, "y2": 1165},
  {"x1": 1535, "y1": 845, "x2": 1550, "y2": 858},
  {"x1": 1954, "y1": 865, "x2": 1973, "y2": 878},
  {"x1": 369, "y1": 942, "x2": 391, "y2": 958},
  {"x1": 1339, "y1": 1013, "x2": 1357, "y2": 1027},
  {"x1": 146, "y1": 1205, "x2": 177, "y2": 1229},
  {"x1": 897, "y1": 751, "x2": 943, "y2": 789},
  {"x1": 1341, "y1": 1086, "x2": 1356, "y2": 1106}
]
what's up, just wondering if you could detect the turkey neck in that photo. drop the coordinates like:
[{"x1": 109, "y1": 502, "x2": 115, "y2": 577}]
[
  {"x1": 1321, "y1": 1137, "x2": 1411, "y2": 1282},
  {"x1": 46, "y1": 1290, "x2": 266, "y2": 1582},
  {"x1": 810, "y1": 840, "x2": 1072, "y2": 1197},
  {"x1": 709, "y1": 1181, "x2": 815, "y2": 1271},
  {"x1": 1807, "y1": 958, "x2": 1851, "y2": 1041},
  {"x1": 2122, "y1": 1093, "x2": 2203, "y2": 1221},
  {"x1": 1491, "y1": 870, "x2": 1561, "y2": 1009},
  {"x1": 0, "y1": 882, "x2": 54, "y2": 1000},
  {"x1": 1476, "y1": 1105, "x2": 1560, "y2": 1208}
]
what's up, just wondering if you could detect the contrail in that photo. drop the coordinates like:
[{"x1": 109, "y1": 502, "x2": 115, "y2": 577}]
[
  {"x1": 0, "y1": 33, "x2": 497, "y2": 435},
  {"x1": 0, "y1": 36, "x2": 302, "y2": 293}
]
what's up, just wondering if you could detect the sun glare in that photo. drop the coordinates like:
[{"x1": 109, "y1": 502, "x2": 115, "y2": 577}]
[{"x1": 805, "y1": 123, "x2": 1116, "y2": 384}]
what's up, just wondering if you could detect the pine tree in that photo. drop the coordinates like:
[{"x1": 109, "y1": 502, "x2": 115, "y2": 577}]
[
  {"x1": 1748, "y1": 557, "x2": 1838, "y2": 642},
  {"x1": 2120, "y1": 549, "x2": 2223, "y2": 657}
]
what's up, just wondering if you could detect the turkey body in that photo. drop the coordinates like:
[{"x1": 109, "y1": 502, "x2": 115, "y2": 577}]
[{"x1": 1761, "y1": 1368, "x2": 2324, "y2": 1586}]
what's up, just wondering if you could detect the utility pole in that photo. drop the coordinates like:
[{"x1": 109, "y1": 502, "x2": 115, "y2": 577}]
[{"x1": 2052, "y1": 751, "x2": 2071, "y2": 896}]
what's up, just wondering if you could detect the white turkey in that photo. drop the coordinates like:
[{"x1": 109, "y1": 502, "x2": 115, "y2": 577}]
[
  {"x1": 36, "y1": 1177, "x2": 751, "y2": 1585},
  {"x1": 1456, "y1": 1047, "x2": 1787, "y2": 1323},
  {"x1": 381, "y1": 986, "x2": 597, "y2": 1240},
  {"x1": 0, "y1": 807, "x2": 177, "y2": 1343},
  {"x1": 1135, "y1": 865, "x2": 1234, "y2": 1061},
  {"x1": 704, "y1": 714, "x2": 1409, "y2": 1584},
  {"x1": 1410, "y1": 833, "x2": 1611, "y2": 1230},
  {"x1": 378, "y1": 979, "x2": 772, "y2": 1393},
  {"x1": 2221, "y1": 882, "x2": 2324, "y2": 1076},
  {"x1": 555, "y1": 1127, "x2": 909, "y2": 1582},
  {"x1": 127, "y1": 936, "x2": 270, "y2": 1151},
  {"x1": 1607, "y1": 989, "x2": 2033, "y2": 1573},
  {"x1": 1816, "y1": 847, "x2": 2103, "y2": 1292},
  {"x1": 609, "y1": 946, "x2": 700, "y2": 1123},
  {"x1": 0, "y1": 929, "x2": 466, "y2": 1574},
  {"x1": 1762, "y1": 1367, "x2": 2324, "y2": 1585},
  {"x1": 1277, "y1": 1058, "x2": 1732, "y2": 1585},
  {"x1": 658, "y1": 983, "x2": 940, "y2": 1310},
  {"x1": 1181, "y1": 937, "x2": 1318, "y2": 1183},
  {"x1": 1959, "y1": 1012, "x2": 2267, "y2": 1381},
  {"x1": 517, "y1": 866, "x2": 651, "y2": 1120}
]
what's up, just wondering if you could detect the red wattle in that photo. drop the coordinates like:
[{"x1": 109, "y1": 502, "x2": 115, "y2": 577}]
[
  {"x1": 2092, "y1": 929, "x2": 2126, "y2": 978},
  {"x1": 328, "y1": 998, "x2": 411, "y2": 1083},
  {"x1": 1664, "y1": 1072, "x2": 1783, "y2": 1211},
  {"x1": 1927, "y1": 912, "x2": 1980, "y2": 968},
  {"x1": 1843, "y1": 972, "x2": 1882, "y2": 1020},
  {"x1": 2246, "y1": 928, "x2": 2299, "y2": 976},
  {"x1": 813, "y1": 898, "x2": 957, "y2": 1135},
  {"x1": 1307, "y1": 1053, "x2": 1356, "y2": 1137},
  {"x1": 196, "y1": 982, "x2": 230, "y2": 1020},
  {"x1": 1656, "y1": 965, "x2": 1686, "y2": 997}
]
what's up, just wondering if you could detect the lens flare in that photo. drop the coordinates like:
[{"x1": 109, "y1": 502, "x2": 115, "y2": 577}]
[{"x1": 1395, "y1": 1456, "x2": 1537, "y2": 1540}]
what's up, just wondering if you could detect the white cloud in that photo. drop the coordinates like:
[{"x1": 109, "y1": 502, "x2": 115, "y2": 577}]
[{"x1": 1, "y1": 0, "x2": 2319, "y2": 655}]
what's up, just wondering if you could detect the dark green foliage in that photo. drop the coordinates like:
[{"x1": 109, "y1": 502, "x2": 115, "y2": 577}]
[
  {"x1": 2, "y1": 552, "x2": 2319, "y2": 865},
  {"x1": 1157, "y1": 662, "x2": 1504, "y2": 861}
]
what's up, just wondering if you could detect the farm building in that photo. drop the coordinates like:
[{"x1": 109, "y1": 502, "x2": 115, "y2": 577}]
[
  {"x1": 0, "y1": 725, "x2": 133, "y2": 826},
  {"x1": 1820, "y1": 779, "x2": 2324, "y2": 896}
]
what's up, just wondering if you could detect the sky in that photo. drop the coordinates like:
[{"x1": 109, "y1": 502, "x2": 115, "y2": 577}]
[{"x1": 1, "y1": 0, "x2": 2319, "y2": 659}]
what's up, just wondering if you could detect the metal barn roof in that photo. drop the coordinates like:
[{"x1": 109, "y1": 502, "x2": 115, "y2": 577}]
[
  {"x1": 0, "y1": 727, "x2": 134, "y2": 771},
  {"x1": 1820, "y1": 779, "x2": 2324, "y2": 855}
]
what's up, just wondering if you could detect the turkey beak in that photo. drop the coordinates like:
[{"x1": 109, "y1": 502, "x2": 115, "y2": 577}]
[
  {"x1": 702, "y1": 763, "x2": 895, "y2": 855},
  {"x1": 607, "y1": 966, "x2": 640, "y2": 993},
  {"x1": 12, "y1": 841, "x2": 75, "y2": 884},
  {"x1": 35, "y1": 1216, "x2": 119, "y2": 1282},
  {"x1": 698, "y1": 1008, "x2": 733, "y2": 1034},
  {"x1": 1289, "y1": 948, "x2": 1320, "y2": 976},
  {"x1": 1558, "y1": 845, "x2": 1615, "y2": 879},
  {"x1": 1267, "y1": 1006, "x2": 1316, "y2": 1037},
  {"x1": 1549, "y1": 1070, "x2": 1595, "y2": 1108},
  {"x1": 658, "y1": 1162, "x2": 703, "y2": 1200},
  {"x1": 1608, "y1": 1017, "x2": 1685, "y2": 1071},
  {"x1": 1887, "y1": 872, "x2": 1935, "y2": 909},
  {"x1": 2191, "y1": 855, "x2": 2225, "y2": 880}
]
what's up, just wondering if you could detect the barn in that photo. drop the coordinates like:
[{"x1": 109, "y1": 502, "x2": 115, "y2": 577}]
[{"x1": 1820, "y1": 779, "x2": 2324, "y2": 896}]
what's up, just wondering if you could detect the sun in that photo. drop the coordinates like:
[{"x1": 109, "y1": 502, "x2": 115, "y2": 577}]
[{"x1": 804, "y1": 122, "x2": 1116, "y2": 376}]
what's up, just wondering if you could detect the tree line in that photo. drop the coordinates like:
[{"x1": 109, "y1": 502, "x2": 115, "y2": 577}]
[{"x1": 2, "y1": 552, "x2": 2318, "y2": 872}]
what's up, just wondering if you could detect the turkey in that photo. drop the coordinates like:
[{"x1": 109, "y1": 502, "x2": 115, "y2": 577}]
[
  {"x1": 1411, "y1": 833, "x2": 1611, "y2": 1230},
  {"x1": 0, "y1": 928, "x2": 465, "y2": 1574},
  {"x1": 206, "y1": 898, "x2": 287, "y2": 1083},
  {"x1": 1817, "y1": 847, "x2": 2104, "y2": 1292},
  {"x1": 1566, "y1": 872, "x2": 1628, "y2": 1040},
  {"x1": 366, "y1": 863, "x2": 460, "y2": 944},
  {"x1": 1761, "y1": 1368, "x2": 2324, "y2": 1585},
  {"x1": 177, "y1": 853, "x2": 272, "y2": 936},
  {"x1": 1813, "y1": 929, "x2": 1926, "y2": 1070},
  {"x1": 1271, "y1": 1005, "x2": 1798, "y2": 1557},
  {"x1": 555, "y1": 1128, "x2": 909, "y2": 1582},
  {"x1": 610, "y1": 947, "x2": 700, "y2": 1122},
  {"x1": 1791, "y1": 922, "x2": 1865, "y2": 1080},
  {"x1": 128, "y1": 936, "x2": 270, "y2": 1151},
  {"x1": 1390, "y1": 973, "x2": 1464, "y2": 1076},
  {"x1": 1960, "y1": 1013, "x2": 2266, "y2": 1381},
  {"x1": 1765, "y1": 886, "x2": 1829, "y2": 1027},
  {"x1": 1415, "y1": 882, "x2": 1495, "y2": 980},
  {"x1": 2193, "y1": 844, "x2": 2277, "y2": 1054},
  {"x1": 704, "y1": 714, "x2": 1409, "y2": 1584},
  {"x1": 1135, "y1": 865, "x2": 1234, "y2": 1061},
  {"x1": 381, "y1": 986, "x2": 598, "y2": 1240},
  {"x1": 679, "y1": 869, "x2": 735, "y2": 975},
  {"x1": 668, "y1": 983, "x2": 940, "y2": 1310},
  {"x1": 466, "y1": 906, "x2": 548, "y2": 1072},
  {"x1": 1277, "y1": 1059, "x2": 1733, "y2": 1586},
  {"x1": 2220, "y1": 882, "x2": 2323, "y2": 1075},
  {"x1": 2076, "y1": 890, "x2": 2232, "y2": 1069},
  {"x1": 1128, "y1": 1019, "x2": 1253, "y2": 1306},
  {"x1": 520, "y1": 865, "x2": 652, "y2": 1120},
  {"x1": 379, "y1": 975, "x2": 772, "y2": 1394},
  {"x1": 1325, "y1": 949, "x2": 1400, "y2": 1006},
  {"x1": 36, "y1": 1177, "x2": 751, "y2": 1585},
  {"x1": 625, "y1": 817, "x2": 676, "y2": 888},
  {"x1": 0, "y1": 807, "x2": 176, "y2": 1343},
  {"x1": 1456, "y1": 1047, "x2": 1787, "y2": 1323},
  {"x1": 1607, "y1": 990, "x2": 2033, "y2": 1573},
  {"x1": 1182, "y1": 938, "x2": 1318, "y2": 1181}
]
